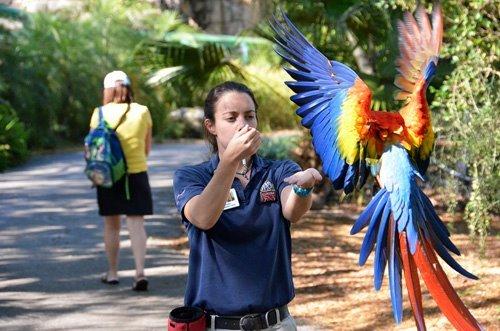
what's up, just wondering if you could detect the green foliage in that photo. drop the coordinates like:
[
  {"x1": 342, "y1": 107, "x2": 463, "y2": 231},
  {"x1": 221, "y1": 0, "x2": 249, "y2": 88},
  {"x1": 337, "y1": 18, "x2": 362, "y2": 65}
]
[
  {"x1": 2, "y1": 12, "x2": 109, "y2": 147},
  {"x1": 0, "y1": 0, "x2": 299, "y2": 167},
  {"x1": 0, "y1": 0, "x2": 187, "y2": 151},
  {"x1": 0, "y1": 103, "x2": 28, "y2": 171},
  {"x1": 259, "y1": 135, "x2": 300, "y2": 161},
  {"x1": 431, "y1": 0, "x2": 499, "y2": 251},
  {"x1": 243, "y1": 65, "x2": 298, "y2": 132},
  {"x1": 141, "y1": 25, "x2": 298, "y2": 135}
]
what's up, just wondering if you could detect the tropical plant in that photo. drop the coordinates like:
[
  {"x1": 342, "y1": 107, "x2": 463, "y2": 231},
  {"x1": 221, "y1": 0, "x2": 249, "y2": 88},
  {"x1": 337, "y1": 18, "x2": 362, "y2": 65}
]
[
  {"x1": 259, "y1": 134, "x2": 300, "y2": 160},
  {"x1": 0, "y1": 103, "x2": 28, "y2": 171},
  {"x1": 139, "y1": 26, "x2": 298, "y2": 135},
  {"x1": 0, "y1": 5, "x2": 29, "y2": 171},
  {"x1": 431, "y1": 0, "x2": 499, "y2": 251},
  {"x1": 0, "y1": 0, "x2": 190, "y2": 150}
]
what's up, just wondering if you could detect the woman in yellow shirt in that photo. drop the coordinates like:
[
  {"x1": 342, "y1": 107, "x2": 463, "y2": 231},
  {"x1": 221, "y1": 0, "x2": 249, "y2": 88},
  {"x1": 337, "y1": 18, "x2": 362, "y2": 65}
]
[{"x1": 89, "y1": 71, "x2": 153, "y2": 291}]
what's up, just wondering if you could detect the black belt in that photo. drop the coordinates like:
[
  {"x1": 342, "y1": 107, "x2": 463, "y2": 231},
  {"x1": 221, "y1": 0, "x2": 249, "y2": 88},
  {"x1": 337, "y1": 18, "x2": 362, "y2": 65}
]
[{"x1": 206, "y1": 305, "x2": 289, "y2": 330}]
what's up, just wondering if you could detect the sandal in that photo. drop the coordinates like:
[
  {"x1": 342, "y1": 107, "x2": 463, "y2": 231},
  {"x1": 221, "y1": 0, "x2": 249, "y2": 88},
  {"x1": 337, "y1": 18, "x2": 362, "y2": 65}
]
[
  {"x1": 101, "y1": 273, "x2": 119, "y2": 285},
  {"x1": 132, "y1": 278, "x2": 148, "y2": 291}
]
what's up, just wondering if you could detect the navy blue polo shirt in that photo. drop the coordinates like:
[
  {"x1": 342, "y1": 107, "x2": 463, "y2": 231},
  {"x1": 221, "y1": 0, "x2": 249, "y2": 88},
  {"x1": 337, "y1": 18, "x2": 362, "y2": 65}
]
[{"x1": 173, "y1": 154, "x2": 301, "y2": 315}]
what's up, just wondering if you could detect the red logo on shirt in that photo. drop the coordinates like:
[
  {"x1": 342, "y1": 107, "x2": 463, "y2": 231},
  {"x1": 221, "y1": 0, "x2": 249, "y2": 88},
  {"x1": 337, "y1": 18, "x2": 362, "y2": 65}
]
[{"x1": 260, "y1": 180, "x2": 276, "y2": 203}]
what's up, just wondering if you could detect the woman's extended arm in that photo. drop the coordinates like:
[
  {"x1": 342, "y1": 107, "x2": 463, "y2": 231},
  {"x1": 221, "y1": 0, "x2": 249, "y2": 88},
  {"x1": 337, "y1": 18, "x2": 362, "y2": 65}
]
[
  {"x1": 280, "y1": 168, "x2": 322, "y2": 223},
  {"x1": 184, "y1": 157, "x2": 239, "y2": 230}
]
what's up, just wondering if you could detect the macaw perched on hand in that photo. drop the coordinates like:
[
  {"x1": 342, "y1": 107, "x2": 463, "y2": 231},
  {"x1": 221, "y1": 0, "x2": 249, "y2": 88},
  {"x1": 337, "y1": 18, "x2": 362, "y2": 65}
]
[{"x1": 272, "y1": 4, "x2": 483, "y2": 331}]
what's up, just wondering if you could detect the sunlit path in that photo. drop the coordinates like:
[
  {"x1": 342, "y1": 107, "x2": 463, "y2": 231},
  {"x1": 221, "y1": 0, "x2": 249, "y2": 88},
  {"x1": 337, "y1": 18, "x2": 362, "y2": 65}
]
[{"x1": 0, "y1": 141, "x2": 209, "y2": 330}]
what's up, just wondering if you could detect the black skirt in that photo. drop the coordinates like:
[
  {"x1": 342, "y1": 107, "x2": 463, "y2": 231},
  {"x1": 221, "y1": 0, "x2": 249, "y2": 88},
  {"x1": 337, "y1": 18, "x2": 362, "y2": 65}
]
[{"x1": 97, "y1": 171, "x2": 153, "y2": 216}]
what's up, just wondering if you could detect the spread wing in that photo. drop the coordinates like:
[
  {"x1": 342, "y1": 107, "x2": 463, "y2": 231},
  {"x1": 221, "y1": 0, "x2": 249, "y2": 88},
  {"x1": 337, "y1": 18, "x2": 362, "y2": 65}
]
[
  {"x1": 271, "y1": 13, "x2": 405, "y2": 194},
  {"x1": 395, "y1": 4, "x2": 443, "y2": 174}
]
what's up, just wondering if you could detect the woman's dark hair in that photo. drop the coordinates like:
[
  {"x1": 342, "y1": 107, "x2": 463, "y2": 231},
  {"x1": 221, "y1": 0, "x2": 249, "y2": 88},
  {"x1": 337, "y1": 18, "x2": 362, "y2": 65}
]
[
  {"x1": 103, "y1": 83, "x2": 133, "y2": 105},
  {"x1": 204, "y1": 81, "x2": 258, "y2": 153}
]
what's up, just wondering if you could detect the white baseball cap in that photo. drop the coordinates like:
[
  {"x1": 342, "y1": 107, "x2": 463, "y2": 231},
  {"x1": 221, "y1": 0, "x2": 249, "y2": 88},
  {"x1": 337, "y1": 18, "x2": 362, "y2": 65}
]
[{"x1": 103, "y1": 70, "x2": 131, "y2": 88}]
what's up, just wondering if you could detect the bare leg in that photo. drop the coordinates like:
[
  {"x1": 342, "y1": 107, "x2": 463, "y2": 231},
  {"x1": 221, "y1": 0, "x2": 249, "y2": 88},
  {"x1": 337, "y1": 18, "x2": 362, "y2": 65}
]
[
  {"x1": 126, "y1": 216, "x2": 147, "y2": 279},
  {"x1": 104, "y1": 215, "x2": 121, "y2": 280}
]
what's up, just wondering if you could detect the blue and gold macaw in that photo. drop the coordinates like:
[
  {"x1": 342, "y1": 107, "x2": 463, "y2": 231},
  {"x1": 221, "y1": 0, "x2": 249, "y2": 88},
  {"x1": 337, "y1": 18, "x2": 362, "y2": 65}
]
[{"x1": 272, "y1": 4, "x2": 483, "y2": 330}]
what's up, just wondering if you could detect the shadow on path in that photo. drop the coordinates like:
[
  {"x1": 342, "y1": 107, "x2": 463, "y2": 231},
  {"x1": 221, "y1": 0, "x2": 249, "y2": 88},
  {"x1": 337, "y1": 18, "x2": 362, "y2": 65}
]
[{"x1": 0, "y1": 142, "x2": 209, "y2": 330}]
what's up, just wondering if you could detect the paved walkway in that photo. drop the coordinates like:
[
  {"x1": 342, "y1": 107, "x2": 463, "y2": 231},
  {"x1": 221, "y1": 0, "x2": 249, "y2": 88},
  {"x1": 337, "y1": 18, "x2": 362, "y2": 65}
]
[
  {"x1": 0, "y1": 142, "x2": 210, "y2": 330},
  {"x1": 0, "y1": 142, "x2": 318, "y2": 330}
]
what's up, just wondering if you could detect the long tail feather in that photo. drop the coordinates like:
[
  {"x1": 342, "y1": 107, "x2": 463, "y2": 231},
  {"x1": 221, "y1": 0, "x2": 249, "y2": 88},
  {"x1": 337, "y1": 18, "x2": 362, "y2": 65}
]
[
  {"x1": 359, "y1": 192, "x2": 390, "y2": 265},
  {"x1": 350, "y1": 188, "x2": 387, "y2": 235},
  {"x1": 413, "y1": 238, "x2": 483, "y2": 330},
  {"x1": 388, "y1": 216, "x2": 403, "y2": 323},
  {"x1": 399, "y1": 232, "x2": 426, "y2": 331},
  {"x1": 359, "y1": 144, "x2": 482, "y2": 329},
  {"x1": 373, "y1": 203, "x2": 390, "y2": 290}
]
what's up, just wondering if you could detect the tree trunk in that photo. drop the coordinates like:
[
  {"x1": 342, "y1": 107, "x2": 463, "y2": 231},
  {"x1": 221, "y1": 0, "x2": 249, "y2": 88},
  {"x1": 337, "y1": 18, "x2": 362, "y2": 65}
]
[
  {"x1": 164, "y1": 0, "x2": 265, "y2": 34},
  {"x1": 346, "y1": 30, "x2": 374, "y2": 75}
]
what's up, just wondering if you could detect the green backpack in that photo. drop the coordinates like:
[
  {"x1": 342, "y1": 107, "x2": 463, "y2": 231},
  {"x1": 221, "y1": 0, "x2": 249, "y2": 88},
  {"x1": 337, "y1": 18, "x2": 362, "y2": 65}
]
[{"x1": 84, "y1": 105, "x2": 130, "y2": 199}]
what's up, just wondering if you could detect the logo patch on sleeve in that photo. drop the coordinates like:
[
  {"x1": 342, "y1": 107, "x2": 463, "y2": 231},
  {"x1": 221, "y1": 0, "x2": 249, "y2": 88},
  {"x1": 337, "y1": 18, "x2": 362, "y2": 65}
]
[{"x1": 260, "y1": 180, "x2": 277, "y2": 203}]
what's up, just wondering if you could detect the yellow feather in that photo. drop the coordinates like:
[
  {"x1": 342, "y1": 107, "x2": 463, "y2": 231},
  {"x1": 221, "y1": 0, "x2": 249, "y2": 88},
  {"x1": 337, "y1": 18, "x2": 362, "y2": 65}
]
[
  {"x1": 337, "y1": 94, "x2": 362, "y2": 164},
  {"x1": 419, "y1": 125, "x2": 435, "y2": 159}
]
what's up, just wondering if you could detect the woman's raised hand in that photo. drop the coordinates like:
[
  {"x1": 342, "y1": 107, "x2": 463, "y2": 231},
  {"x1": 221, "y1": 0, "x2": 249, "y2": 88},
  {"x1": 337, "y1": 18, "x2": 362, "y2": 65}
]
[{"x1": 223, "y1": 124, "x2": 261, "y2": 163}]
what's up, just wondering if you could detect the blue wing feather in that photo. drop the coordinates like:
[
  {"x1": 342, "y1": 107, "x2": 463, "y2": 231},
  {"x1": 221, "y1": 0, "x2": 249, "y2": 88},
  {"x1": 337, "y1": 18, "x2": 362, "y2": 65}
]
[
  {"x1": 421, "y1": 193, "x2": 451, "y2": 236},
  {"x1": 300, "y1": 98, "x2": 330, "y2": 126},
  {"x1": 271, "y1": 13, "x2": 368, "y2": 194},
  {"x1": 343, "y1": 164, "x2": 359, "y2": 194},
  {"x1": 331, "y1": 61, "x2": 358, "y2": 80},
  {"x1": 388, "y1": 218, "x2": 403, "y2": 323},
  {"x1": 374, "y1": 199, "x2": 391, "y2": 290},
  {"x1": 359, "y1": 192, "x2": 390, "y2": 265},
  {"x1": 284, "y1": 67, "x2": 321, "y2": 82},
  {"x1": 351, "y1": 188, "x2": 387, "y2": 234},
  {"x1": 357, "y1": 160, "x2": 369, "y2": 189},
  {"x1": 331, "y1": 163, "x2": 348, "y2": 189},
  {"x1": 274, "y1": 48, "x2": 311, "y2": 72},
  {"x1": 329, "y1": 149, "x2": 348, "y2": 186}
]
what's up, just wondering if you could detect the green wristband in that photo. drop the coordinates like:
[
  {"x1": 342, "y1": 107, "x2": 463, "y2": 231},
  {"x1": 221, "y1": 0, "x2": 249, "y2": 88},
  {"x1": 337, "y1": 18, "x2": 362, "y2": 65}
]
[{"x1": 292, "y1": 184, "x2": 313, "y2": 197}]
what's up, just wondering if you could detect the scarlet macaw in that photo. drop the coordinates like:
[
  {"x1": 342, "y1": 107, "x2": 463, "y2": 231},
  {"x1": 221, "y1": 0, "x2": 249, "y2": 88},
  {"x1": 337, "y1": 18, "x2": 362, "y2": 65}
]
[{"x1": 272, "y1": 4, "x2": 483, "y2": 330}]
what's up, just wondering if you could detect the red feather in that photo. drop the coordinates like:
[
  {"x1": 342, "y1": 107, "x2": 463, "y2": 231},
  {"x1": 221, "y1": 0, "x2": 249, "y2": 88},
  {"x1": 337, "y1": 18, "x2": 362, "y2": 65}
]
[
  {"x1": 413, "y1": 238, "x2": 483, "y2": 330},
  {"x1": 399, "y1": 232, "x2": 426, "y2": 331}
]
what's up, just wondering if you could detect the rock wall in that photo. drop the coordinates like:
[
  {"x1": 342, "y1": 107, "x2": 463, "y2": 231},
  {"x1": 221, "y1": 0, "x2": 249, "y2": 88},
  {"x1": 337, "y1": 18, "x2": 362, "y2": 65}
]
[
  {"x1": 4, "y1": 0, "x2": 270, "y2": 35},
  {"x1": 161, "y1": 0, "x2": 269, "y2": 35}
]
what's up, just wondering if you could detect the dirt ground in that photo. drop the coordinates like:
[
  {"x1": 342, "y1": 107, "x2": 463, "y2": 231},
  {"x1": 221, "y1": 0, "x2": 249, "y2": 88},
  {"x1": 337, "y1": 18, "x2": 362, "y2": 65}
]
[
  {"x1": 161, "y1": 202, "x2": 499, "y2": 331},
  {"x1": 289, "y1": 202, "x2": 499, "y2": 331}
]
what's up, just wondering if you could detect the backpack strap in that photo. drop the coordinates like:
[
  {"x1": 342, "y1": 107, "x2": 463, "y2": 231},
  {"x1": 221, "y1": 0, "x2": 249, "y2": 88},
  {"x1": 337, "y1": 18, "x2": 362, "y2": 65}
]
[
  {"x1": 98, "y1": 106, "x2": 105, "y2": 126},
  {"x1": 98, "y1": 103, "x2": 131, "y2": 129},
  {"x1": 113, "y1": 103, "x2": 131, "y2": 130},
  {"x1": 113, "y1": 103, "x2": 132, "y2": 201}
]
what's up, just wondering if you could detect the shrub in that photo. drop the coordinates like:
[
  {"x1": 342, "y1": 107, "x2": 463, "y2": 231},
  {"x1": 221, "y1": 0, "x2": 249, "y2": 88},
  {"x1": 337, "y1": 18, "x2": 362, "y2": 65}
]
[
  {"x1": 0, "y1": 104, "x2": 28, "y2": 171},
  {"x1": 431, "y1": 0, "x2": 499, "y2": 251},
  {"x1": 259, "y1": 134, "x2": 300, "y2": 161}
]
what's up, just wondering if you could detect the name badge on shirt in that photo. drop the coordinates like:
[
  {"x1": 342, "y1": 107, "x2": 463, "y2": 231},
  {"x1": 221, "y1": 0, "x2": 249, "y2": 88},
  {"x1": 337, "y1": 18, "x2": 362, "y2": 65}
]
[{"x1": 224, "y1": 188, "x2": 240, "y2": 210}]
